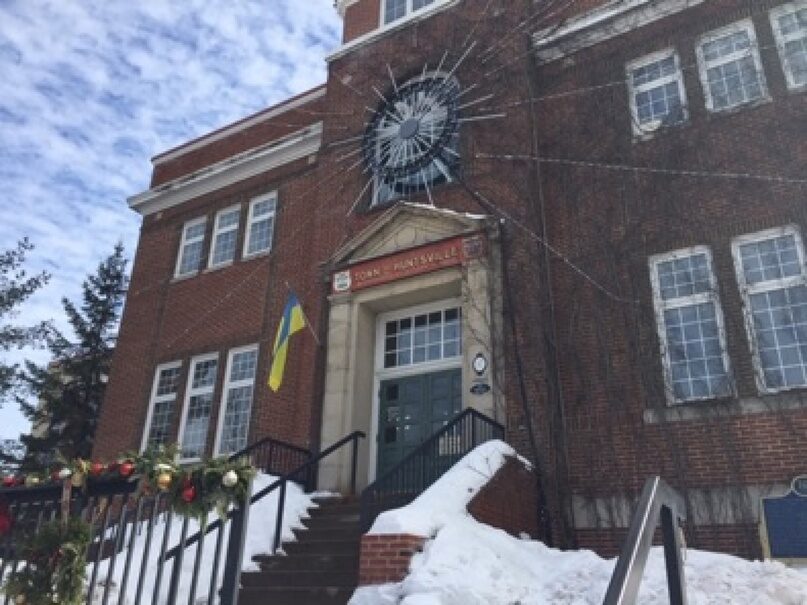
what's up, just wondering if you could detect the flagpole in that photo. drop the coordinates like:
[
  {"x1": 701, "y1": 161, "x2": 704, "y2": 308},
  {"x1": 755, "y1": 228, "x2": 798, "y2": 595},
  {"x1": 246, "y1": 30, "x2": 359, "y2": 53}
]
[{"x1": 285, "y1": 281, "x2": 322, "y2": 347}]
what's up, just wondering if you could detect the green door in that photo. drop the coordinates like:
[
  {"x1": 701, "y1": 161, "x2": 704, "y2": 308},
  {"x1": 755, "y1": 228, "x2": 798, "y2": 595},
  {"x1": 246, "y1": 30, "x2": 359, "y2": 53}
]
[{"x1": 377, "y1": 368, "x2": 462, "y2": 479}]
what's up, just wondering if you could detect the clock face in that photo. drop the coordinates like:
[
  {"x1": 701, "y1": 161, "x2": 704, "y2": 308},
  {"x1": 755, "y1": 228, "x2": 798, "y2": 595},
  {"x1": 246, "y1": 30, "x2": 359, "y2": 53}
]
[{"x1": 363, "y1": 73, "x2": 461, "y2": 205}]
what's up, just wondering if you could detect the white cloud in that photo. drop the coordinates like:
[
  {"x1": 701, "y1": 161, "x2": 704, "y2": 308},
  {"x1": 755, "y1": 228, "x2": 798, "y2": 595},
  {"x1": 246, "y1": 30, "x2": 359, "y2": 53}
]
[{"x1": 0, "y1": 0, "x2": 342, "y2": 440}]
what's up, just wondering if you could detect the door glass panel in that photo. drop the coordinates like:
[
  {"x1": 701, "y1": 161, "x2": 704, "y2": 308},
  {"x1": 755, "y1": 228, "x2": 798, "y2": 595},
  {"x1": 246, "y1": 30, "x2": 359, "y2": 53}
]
[{"x1": 383, "y1": 307, "x2": 462, "y2": 369}]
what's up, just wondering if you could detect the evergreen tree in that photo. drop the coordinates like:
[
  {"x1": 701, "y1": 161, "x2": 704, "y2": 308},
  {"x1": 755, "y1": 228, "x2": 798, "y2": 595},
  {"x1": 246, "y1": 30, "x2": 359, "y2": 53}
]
[
  {"x1": 0, "y1": 238, "x2": 50, "y2": 405},
  {"x1": 19, "y1": 244, "x2": 128, "y2": 468}
]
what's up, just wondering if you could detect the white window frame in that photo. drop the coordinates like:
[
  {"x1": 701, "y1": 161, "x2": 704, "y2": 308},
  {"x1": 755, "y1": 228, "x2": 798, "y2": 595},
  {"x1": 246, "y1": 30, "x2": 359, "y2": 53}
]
[
  {"x1": 243, "y1": 192, "x2": 277, "y2": 258},
  {"x1": 177, "y1": 352, "x2": 219, "y2": 462},
  {"x1": 626, "y1": 48, "x2": 688, "y2": 136},
  {"x1": 380, "y1": 0, "x2": 443, "y2": 26},
  {"x1": 140, "y1": 361, "x2": 182, "y2": 452},
  {"x1": 696, "y1": 19, "x2": 770, "y2": 113},
  {"x1": 175, "y1": 217, "x2": 207, "y2": 278},
  {"x1": 213, "y1": 344, "x2": 259, "y2": 457},
  {"x1": 731, "y1": 225, "x2": 807, "y2": 394},
  {"x1": 207, "y1": 204, "x2": 241, "y2": 269},
  {"x1": 770, "y1": 2, "x2": 807, "y2": 91},
  {"x1": 649, "y1": 246, "x2": 734, "y2": 405}
]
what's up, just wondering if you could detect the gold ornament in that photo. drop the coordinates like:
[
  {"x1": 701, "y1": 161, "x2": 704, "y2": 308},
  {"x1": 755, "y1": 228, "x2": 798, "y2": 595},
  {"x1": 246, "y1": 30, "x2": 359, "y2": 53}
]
[
  {"x1": 71, "y1": 471, "x2": 86, "y2": 488},
  {"x1": 156, "y1": 472, "x2": 172, "y2": 491},
  {"x1": 15, "y1": 594, "x2": 25, "y2": 604}
]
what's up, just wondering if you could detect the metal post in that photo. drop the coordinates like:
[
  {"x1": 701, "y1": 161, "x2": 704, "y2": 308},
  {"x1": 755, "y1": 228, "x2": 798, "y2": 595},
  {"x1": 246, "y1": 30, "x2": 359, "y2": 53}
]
[
  {"x1": 220, "y1": 479, "x2": 252, "y2": 605},
  {"x1": 272, "y1": 480, "x2": 287, "y2": 554},
  {"x1": 350, "y1": 435, "x2": 359, "y2": 496},
  {"x1": 661, "y1": 505, "x2": 687, "y2": 605}
]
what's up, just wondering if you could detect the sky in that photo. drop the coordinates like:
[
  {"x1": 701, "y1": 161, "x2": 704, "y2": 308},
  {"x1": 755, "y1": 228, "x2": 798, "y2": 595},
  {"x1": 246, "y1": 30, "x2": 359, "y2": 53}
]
[{"x1": 0, "y1": 0, "x2": 342, "y2": 441}]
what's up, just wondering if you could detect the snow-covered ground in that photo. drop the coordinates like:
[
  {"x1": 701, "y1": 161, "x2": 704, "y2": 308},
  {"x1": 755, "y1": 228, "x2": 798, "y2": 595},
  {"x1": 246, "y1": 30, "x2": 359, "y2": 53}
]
[
  {"x1": 92, "y1": 473, "x2": 320, "y2": 604},
  {"x1": 353, "y1": 441, "x2": 807, "y2": 605}
]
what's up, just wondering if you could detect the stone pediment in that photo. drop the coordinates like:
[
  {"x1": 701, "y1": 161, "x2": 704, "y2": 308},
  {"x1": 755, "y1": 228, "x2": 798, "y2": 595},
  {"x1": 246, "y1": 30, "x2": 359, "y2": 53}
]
[{"x1": 331, "y1": 203, "x2": 490, "y2": 267}]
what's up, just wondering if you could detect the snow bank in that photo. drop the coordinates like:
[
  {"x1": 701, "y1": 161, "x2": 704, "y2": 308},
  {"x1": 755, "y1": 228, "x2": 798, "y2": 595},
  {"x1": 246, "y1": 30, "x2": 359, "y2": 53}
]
[
  {"x1": 94, "y1": 473, "x2": 321, "y2": 604},
  {"x1": 352, "y1": 516, "x2": 807, "y2": 605},
  {"x1": 369, "y1": 440, "x2": 525, "y2": 537}
]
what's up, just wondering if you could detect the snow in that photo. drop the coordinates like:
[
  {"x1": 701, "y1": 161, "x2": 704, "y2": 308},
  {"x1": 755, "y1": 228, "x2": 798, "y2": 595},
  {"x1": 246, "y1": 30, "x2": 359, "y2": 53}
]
[
  {"x1": 92, "y1": 473, "x2": 322, "y2": 604},
  {"x1": 369, "y1": 440, "x2": 524, "y2": 537},
  {"x1": 355, "y1": 441, "x2": 807, "y2": 604},
  {"x1": 352, "y1": 516, "x2": 807, "y2": 604}
]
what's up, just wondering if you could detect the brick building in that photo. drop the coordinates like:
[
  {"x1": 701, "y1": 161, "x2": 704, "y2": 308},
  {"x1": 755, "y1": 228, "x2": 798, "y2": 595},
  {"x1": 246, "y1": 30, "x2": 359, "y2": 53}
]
[{"x1": 96, "y1": 0, "x2": 807, "y2": 558}]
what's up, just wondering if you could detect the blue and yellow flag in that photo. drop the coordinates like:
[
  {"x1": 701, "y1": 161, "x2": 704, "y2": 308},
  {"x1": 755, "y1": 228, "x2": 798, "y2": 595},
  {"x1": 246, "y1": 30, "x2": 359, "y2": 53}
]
[{"x1": 269, "y1": 293, "x2": 307, "y2": 392}]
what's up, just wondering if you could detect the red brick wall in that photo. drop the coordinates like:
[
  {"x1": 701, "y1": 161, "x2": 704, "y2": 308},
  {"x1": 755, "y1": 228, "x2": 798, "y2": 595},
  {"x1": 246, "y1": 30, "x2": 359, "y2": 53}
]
[
  {"x1": 468, "y1": 455, "x2": 542, "y2": 539},
  {"x1": 359, "y1": 534, "x2": 427, "y2": 585},
  {"x1": 343, "y1": 0, "x2": 381, "y2": 43}
]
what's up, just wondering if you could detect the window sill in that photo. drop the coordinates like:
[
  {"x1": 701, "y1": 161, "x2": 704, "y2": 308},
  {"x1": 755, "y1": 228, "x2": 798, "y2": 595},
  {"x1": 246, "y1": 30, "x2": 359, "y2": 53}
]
[
  {"x1": 242, "y1": 250, "x2": 272, "y2": 262},
  {"x1": 705, "y1": 95, "x2": 772, "y2": 117},
  {"x1": 171, "y1": 271, "x2": 199, "y2": 284},
  {"x1": 204, "y1": 261, "x2": 234, "y2": 274},
  {"x1": 643, "y1": 391, "x2": 807, "y2": 424}
]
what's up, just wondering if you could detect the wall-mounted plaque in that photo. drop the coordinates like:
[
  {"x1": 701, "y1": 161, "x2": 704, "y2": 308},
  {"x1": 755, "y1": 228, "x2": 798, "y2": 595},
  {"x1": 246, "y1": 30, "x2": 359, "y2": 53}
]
[{"x1": 761, "y1": 478, "x2": 807, "y2": 561}]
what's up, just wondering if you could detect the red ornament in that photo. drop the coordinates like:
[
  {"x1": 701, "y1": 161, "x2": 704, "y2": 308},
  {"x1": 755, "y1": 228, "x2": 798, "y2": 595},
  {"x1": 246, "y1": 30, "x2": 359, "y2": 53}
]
[
  {"x1": 118, "y1": 461, "x2": 135, "y2": 478},
  {"x1": 2, "y1": 476, "x2": 14, "y2": 488},
  {"x1": 90, "y1": 462, "x2": 105, "y2": 476},
  {"x1": 181, "y1": 484, "x2": 197, "y2": 503}
]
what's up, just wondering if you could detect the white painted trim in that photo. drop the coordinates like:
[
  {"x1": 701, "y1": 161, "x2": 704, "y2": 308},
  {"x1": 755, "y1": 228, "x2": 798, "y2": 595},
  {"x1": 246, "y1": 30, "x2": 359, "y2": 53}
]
[
  {"x1": 328, "y1": 0, "x2": 459, "y2": 62},
  {"x1": 648, "y1": 245, "x2": 734, "y2": 405},
  {"x1": 336, "y1": 0, "x2": 359, "y2": 17},
  {"x1": 368, "y1": 298, "x2": 463, "y2": 483},
  {"x1": 243, "y1": 192, "x2": 278, "y2": 259},
  {"x1": 696, "y1": 19, "x2": 770, "y2": 113},
  {"x1": 626, "y1": 48, "x2": 689, "y2": 136},
  {"x1": 213, "y1": 344, "x2": 259, "y2": 457},
  {"x1": 207, "y1": 204, "x2": 241, "y2": 269},
  {"x1": 174, "y1": 216, "x2": 207, "y2": 279},
  {"x1": 129, "y1": 123, "x2": 322, "y2": 217},
  {"x1": 731, "y1": 225, "x2": 807, "y2": 395},
  {"x1": 769, "y1": 1, "x2": 807, "y2": 92},
  {"x1": 140, "y1": 361, "x2": 183, "y2": 453},
  {"x1": 177, "y1": 352, "x2": 220, "y2": 463},
  {"x1": 152, "y1": 87, "x2": 326, "y2": 165},
  {"x1": 533, "y1": 0, "x2": 704, "y2": 63}
]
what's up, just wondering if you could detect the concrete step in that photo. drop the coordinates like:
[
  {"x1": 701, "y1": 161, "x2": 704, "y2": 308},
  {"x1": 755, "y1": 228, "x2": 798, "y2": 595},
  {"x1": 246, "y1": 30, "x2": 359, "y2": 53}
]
[
  {"x1": 283, "y1": 538, "x2": 361, "y2": 557},
  {"x1": 293, "y1": 526, "x2": 361, "y2": 542},
  {"x1": 241, "y1": 569, "x2": 358, "y2": 588},
  {"x1": 239, "y1": 586, "x2": 354, "y2": 605},
  {"x1": 301, "y1": 514, "x2": 361, "y2": 531},
  {"x1": 254, "y1": 552, "x2": 359, "y2": 572},
  {"x1": 307, "y1": 502, "x2": 362, "y2": 518}
]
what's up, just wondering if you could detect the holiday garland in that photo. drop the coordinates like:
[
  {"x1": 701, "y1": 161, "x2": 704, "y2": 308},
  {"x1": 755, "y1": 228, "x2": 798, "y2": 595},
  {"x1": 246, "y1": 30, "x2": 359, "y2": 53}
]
[{"x1": 1, "y1": 445, "x2": 256, "y2": 603}]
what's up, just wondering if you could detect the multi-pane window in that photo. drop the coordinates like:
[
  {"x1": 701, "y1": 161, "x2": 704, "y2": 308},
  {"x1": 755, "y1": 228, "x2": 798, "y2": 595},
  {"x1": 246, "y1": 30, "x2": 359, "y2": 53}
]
[
  {"x1": 627, "y1": 50, "x2": 687, "y2": 133},
  {"x1": 384, "y1": 307, "x2": 461, "y2": 369},
  {"x1": 770, "y1": 3, "x2": 807, "y2": 90},
  {"x1": 243, "y1": 193, "x2": 277, "y2": 257},
  {"x1": 733, "y1": 227, "x2": 807, "y2": 392},
  {"x1": 209, "y1": 205, "x2": 240, "y2": 268},
  {"x1": 650, "y1": 248, "x2": 733, "y2": 403},
  {"x1": 176, "y1": 218, "x2": 206, "y2": 277},
  {"x1": 697, "y1": 20, "x2": 768, "y2": 112},
  {"x1": 215, "y1": 346, "x2": 259, "y2": 456},
  {"x1": 142, "y1": 362, "x2": 182, "y2": 451},
  {"x1": 383, "y1": 0, "x2": 435, "y2": 24},
  {"x1": 179, "y1": 354, "x2": 219, "y2": 460}
]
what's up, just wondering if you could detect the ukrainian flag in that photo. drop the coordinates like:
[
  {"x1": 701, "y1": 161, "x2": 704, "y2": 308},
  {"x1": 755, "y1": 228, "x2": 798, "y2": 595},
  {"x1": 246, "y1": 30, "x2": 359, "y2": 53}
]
[{"x1": 269, "y1": 293, "x2": 307, "y2": 392}]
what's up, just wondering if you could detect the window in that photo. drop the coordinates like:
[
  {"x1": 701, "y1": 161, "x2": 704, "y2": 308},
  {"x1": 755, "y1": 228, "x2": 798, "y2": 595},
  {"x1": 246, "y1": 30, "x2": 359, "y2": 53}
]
[
  {"x1": 697, "y1": 20, "x2": 768, "y2": 112},
  {"x1": 208, "y1": 205, "x2": 240, "y2": 268},
  {"x1": 382, "y1": 0, "x2": 436, "y2": 25},
  {"x1": 178, "y1": 354, "x2": 219, "y2": 460},
  {"x1": 176, "y1": 218, "x2": 206, "y2": 277},
  {"x1": 383, "y1": 307, "x2": 462, "y2": 369},
  {"x1": 770, "y1": 2, "x2": 807, "y2": 90},
  {"x1": 142, "y1": 362, "x2": 182, "y2": 451},
  {"x1": 215, "y1": 346, "x2": 259, "y2": 456},
  {"x1": 732, "y1": 227, "x2": 807, "y2": 393},
  {"x1": 649, "y1": 248, "x2": 733, "y2": 403},
  {"x1": 627, "y1": 49, "x2": 688, "y2": 134},
  {"x1": 243, "y1": 193, "x2": 277, "y2": 257}
]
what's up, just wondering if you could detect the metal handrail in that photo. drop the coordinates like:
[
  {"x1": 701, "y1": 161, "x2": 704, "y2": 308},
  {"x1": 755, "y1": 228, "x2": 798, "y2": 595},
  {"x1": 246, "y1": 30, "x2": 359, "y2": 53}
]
[
  {"x1": 602, "y1": 476, "x2": 688, "y2": 605},
  {"x1": 230, "y1": 435, "x2": 312, "y2": 460},
  {"x1": 164, "y1": 430, "x2": 366, "y2": 560},
  {"x1": 359, "y1": 408, "x2": 504, "y2": 531}
]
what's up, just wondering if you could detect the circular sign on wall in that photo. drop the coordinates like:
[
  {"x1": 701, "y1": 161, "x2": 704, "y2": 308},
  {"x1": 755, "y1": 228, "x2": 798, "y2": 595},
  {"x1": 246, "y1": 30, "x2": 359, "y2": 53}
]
[{"x1": 792, "y1": 475, "x2": 807, "y2": 497}]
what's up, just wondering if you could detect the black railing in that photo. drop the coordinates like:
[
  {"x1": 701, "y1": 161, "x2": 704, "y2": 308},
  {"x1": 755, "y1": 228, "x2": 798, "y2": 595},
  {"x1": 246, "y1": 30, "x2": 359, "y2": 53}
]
[
  {"x1": 359, "y1": 408, "x2": 504, "y2": 532},
  {"x1": 602, "y1": 476, "x2": 688, "y2": 605},
  {"x1": 229, "y1": 436, "x2": 313, "y2": 488},
  {"x1": 0, "y1": 476, "x2": 252, "y2": 605},
  {"x1": 163, "y1": 430, "x2": 365, "y2": 564}
]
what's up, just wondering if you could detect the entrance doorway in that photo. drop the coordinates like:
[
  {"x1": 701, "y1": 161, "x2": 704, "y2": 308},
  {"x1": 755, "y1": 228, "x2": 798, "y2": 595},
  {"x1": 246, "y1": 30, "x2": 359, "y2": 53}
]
[{"x1": 377, "y1": 368, "x2": 462, "y2": 478}]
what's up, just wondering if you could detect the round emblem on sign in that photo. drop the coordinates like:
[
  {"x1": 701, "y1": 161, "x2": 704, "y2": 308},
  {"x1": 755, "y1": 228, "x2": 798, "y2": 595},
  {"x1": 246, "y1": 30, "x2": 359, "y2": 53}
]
[
  {"x1": 363, "y1": 73, "x2": 460, "y2": 204},
  {"x1": 792, "y1": 475, "x2": 807, "y2": 497}
]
